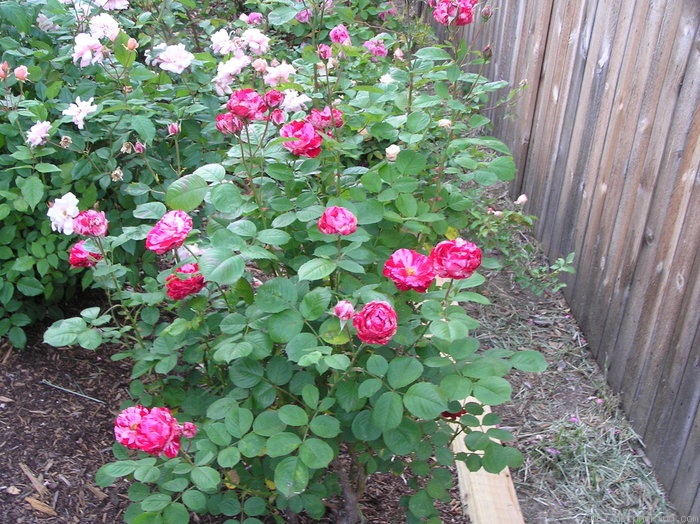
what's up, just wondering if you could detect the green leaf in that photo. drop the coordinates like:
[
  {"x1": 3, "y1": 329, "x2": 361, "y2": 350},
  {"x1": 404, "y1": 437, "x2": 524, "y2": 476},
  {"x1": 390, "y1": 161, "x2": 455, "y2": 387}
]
[
  {"x1": 274, "y1": 457, "x2": 309, "y2": 498},
  {"x1": 20, "y1": 176, "x2": 44, "y2": 210},
  {"x1": 297, "y1": 258, "x2": 337, "y2": 281},
  {"x1": 403, "y1": 383, "x2": 447, "y2": 420},
  {"x1": 309, "y1": 415, "x2": 340, "y2": 438},
  {"x1": 224, "y1": 407, "x2": 254, "y2": 438},
  {"x1": 16, "y1": 276, "x2": 43, "y2": 296},
  {"x1": 268, "y1": 5, "x2": 299, "y2": 24},
  {"x1": 0, "y1": 2, "x2": 31, "y2": 33},
  {"x1": 134, "y1": 202, "x2": 167, "y2": 219},
  {"x1": 257, "y1": 229, "x2": 291, "y2": 246},
  {"x1": 383, "y1": 419, "x2": 421, "y2": 455},
  {"x1": 352, "y1": 410, "x2": 382, "y2": 441},
  {"x1": 193, "y1": 163, "x2": 226, "y2": 182},
  {"x1": 43, "y1": 317, "x2": 87, "y2": 347},
  {"x1": 414, "y1": 46, "x2": 452, "y2": 61},
  {"x1": 278, "y1": 405, "x2": 309, "y2": 426},
  {"x1": 405, "y1": 111, "x2": 431, "y2": 133},
  {"x1": 395, "y1": 151, "x2": 427, "y2": 176},
  {"x1": 253, "y1": 410, "x2": 286, "y2": 437},
  {"x1": 141, "y1": 493, "x2": 172, "y2": 512},
  {"x1": 163, "y1": 503, "x2": 190, "y2": 524},
  {"x1": 472, "y1": 376, "x2": 512, "y2": 405},
  {"x1": 199, "y1": 249, "x2": 244, "y2": 285},
  {"x1": 372, "y1": 391, "x2": 403, "y2": 430},
  {"x1": 100, "y1": 460, "x2": 138, "y2": 478},
  {"x1": 510, "y1": 350, "x2": 548, "y2": 372},
  {"x1": 190, "y1": 466, "x2": 220, "y2": 493},
  {"x1": 387, "y1": 357, "x2": 423, "y2": 389},
  {"x1": 266, "y1": 432, "x2": 302, "y2": 457},
  {"x1": 255, "y1": 278, "x2": 297, "y2": 313},
  {"x1": 217, "y1": 447, "x2": 241, "y2": 468},
  {"x1": 299, "y1": 287, "x2": 331, "y2": 320},
  {"x1": 182, "y1": 490, "x2": 207, "y2": 512},
  {"x1": 358, "y1": 378, "x2": 383, "y2": 398},
  {"x1": 367, "y1": 355, "x2": 388, "y2": 377},
  {"x1": 131, "y1": 115, "x2": 156, "y2": 144},
  {"x1": 267, "y1": 309, "x2": 304, "y2": 343},
  {"x1": 165, "y1": 174, "x2": 208, "y2": 212},
  {"x1": 299, "y1": 438, "x2": 334, "y2": 469}
]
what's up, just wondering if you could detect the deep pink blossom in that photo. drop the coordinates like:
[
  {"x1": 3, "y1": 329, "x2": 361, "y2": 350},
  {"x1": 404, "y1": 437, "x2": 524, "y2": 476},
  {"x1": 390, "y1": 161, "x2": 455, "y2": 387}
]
[
  {"x1": 264, "y1": 89, "x2": 284, "y2": 108},
  {"x1": 333, "y1": 300, "x2": 355, "y2": 320},
  {"x1": 73, "y1": 209, "x2": 109, "y2": 237},
  {"x1": 295, "y1": 8, "x2": 312, "y2": 23},
  {"x1": 318, "y1": 44, "x2": 332, "y2": 60},
  {"x1": 133, "y1": 407, "x2": 183, "y2": 458},
  {"x1": 216, "y1": 112, "x2": 244, "y2": 135},
  {"x1": 165, "y1": 263, "x2": 205, "y2": 300},
  {"x1": 383, "y1": 248, "x2": 436, "y2": 292},
  {"x1": 145, "y1": 210, "x2": 193, "y2": 255},
  {"x1": 329, "y1": 24, "x2": 351, "y2": 45},
  {"x1": 68, "y1": 240, "x2": 102, "y2": 268},
  {"x1": 363, "y1": 39, "x2": 388, "y2": 58},
  {"x1": 353, "y1": 301, "x2": 398, "y2": 345},
  {"x1": 318, "y1": 206, "x2": 357, "y2": 235},
  {"x1": 114, "y1": 406, "x2": 149, "y2": 448},
  {"x1": 280, "y1": 120, "x2": 322, "y2": 158},
  {"x1": 430, "y1": 238, "x2": 482, "y2": 279},
  {"x1": 227, "y1": 88, "x2": 268, "y2": 121},
  {"x1": 306, "y1": 106, "x2": 343, "y2": 132}
]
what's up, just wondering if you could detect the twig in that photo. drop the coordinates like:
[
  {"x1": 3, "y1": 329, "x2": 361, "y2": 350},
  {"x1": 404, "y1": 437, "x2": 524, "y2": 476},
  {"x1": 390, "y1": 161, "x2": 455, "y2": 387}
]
[{"x1": 39, "y1": 380, "x2": 105, "y2": 404}]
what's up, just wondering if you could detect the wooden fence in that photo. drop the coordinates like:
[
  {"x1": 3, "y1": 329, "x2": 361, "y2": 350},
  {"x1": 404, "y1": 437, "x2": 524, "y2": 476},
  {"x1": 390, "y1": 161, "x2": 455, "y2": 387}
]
[{"x1": 444, "y1": 0, "x2": 700, "y2": 516}]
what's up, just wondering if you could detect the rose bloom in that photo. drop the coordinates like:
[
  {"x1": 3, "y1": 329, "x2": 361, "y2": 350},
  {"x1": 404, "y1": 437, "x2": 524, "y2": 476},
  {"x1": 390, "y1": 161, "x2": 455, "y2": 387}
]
[
  {"x1": 383, "y1": 248, "x2": 436, "y2": 292},
  {"x1": 26, "y1": 120, "x2": 51, "y2": 148},
  {"x1": 241, "y1": 27, "x2": 270, "y2": 55},
  {"x1": 210, "y1": 28, "x2": 239, "y2": 55},
  {"x1": 212, "y1": 52, "x2": 252, "y2": 96},
  {"x1": 333, "y1": 300, "x2": 355, "y2": 320},
  {"x1": 151, "y1": 43, "x2": 194, "y2": 74},
  {"x1": 95, "y1": 0, "x2": 129, "y2": 10},
  {"x1": 329, "y1": 24, "x2": 351, "y2": 45},
  {"x1": 264, "y1": 89, "x2": 284, "y2": 108},
  {"x1": 134, "y1": 407, "x2": 183, "y2": 458},
  {"x1": 181, "y1": 421, "x2": 198, "y2": 439},
  {"x1": 134, "y1": 141, "x2": 146, "y2": 153},
  {"x1": 429, "y1": 238, "x2": 482, "y2": 279},
  {"x1": 227, "y1": 88, "x2": 268, "y2": 121},
  {"x1": 73, "y1": 209, "x2": 109, "y2": 237},
  {"x1": 114, "y1": 405, "x2": 149, "y2": 448},
  {"x1": 306, "y1": 106, "x2": 343, "y2": 132},
  {"x1": 47, "y1": 192, "x2": 79, "y2": 234},
  {"x1": 62, "y1": 96, "x2": 97, "y2": 130},
  {"x1": 13, "y1": 65, "x2": 29, "y2": 81},
  {"x1": 263, "y1": 61, "x2": 296, "y2": 86},
  {"x1": 295, "y1": 8, "x2": 312, "y2": 23},
  {"x1": 166, "y1": 263, "x2": 205, "y2": 300},
  {"x1": 280, "y1": 120, "x2": 322, "y2": 158},
  {"x1": 68, "y1": 240, "x2": 102, "y2": 268},
  {"x1": 352, "y1": 301, "x2": 398, "y2": 345},
  {"x1": 280, "y1": 90, "x2": 311, "y2": 113},
  {"x1": 216, "y1": 112, "x2": 244, "y2": 135},
  {"x1": 88, "y1": 12, "x2": 120, "y2": 41},
  {"x1": 317, "y1": 43, "x2": 332, "y2": 60},
  {"x1": 240, "y1": 11, "x2": 263, "y2": 25},
  {"x1": 318, "y1": 206, "x2": 357, "y2": 235},
  {"x1": 145, "y1": 210, "x2": 193, "y2": 255},
  {"x1": 72, "y1": 33, "x2": 104, "y2": 67},
  {"x1": 385, "y1": 144, "x2": 401, "y2": 162},
  {"x1": 363, "y1": 39, "x2": 388, "y2": 58},
  {"x1": 167, "y1": 122, "x2": 180, "y2": 136},
  {"x1": 0, "y1": 61, "x2": 9, "y2": 79}
]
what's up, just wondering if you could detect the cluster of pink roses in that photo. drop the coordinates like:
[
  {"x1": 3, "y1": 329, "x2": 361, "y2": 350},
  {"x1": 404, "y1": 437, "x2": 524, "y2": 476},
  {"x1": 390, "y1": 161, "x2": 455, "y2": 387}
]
[
  {"x1": 280, "y1": 106, "x2": 344, "y2": 158},
  {"x1": 428, "y1": 0, "x2": 478, "y2": 26},
  {"x1": 383, "y1": 238, "x2": 482, "y2": 292},
  {"x1": 216, "y1": 88, "x2": 286, "y2": 134},
  {"x1": 114, "y1": 405, "x2": 197, "y2": 458}
]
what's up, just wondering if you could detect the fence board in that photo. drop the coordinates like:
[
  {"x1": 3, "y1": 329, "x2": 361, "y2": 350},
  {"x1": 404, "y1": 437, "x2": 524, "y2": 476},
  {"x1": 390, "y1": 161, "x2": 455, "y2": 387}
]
[{"x1": 442, "y1": 0, "x2": 700, "y2": 514}]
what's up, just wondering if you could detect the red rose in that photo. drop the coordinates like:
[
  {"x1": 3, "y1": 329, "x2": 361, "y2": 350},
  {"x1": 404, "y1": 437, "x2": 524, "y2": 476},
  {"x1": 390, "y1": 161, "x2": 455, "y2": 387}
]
[
  {"x1": 383, "y1": 248, "x2": 436, "y2": 293},
  {"x1": 226, "y1": 88, "x2": 268, "y2": 121},
  {"x1": 146, "y1": 210, "x2": 193, "y2": 255},
  {"x1": 429, "y1": 238, "x2": 481, "y2": 279},
  {"x1": 68, "y1": 240, "x2": 102, "y2": 268},
  {"x1": 352, "y1": 301, "x2": 398, "y2": 345},
  {"x1": 317, "y1": 206, "x2": 357, "y2": 235},
  {"x1": 280, "y1": 120, "x2": 323, "y2": 157},
  {"x1": 73, "y1": 209, "x2": 109, "y2": 237},
  {"x1": 165, "y1": 263, "x2": 205, "y2": 299}
]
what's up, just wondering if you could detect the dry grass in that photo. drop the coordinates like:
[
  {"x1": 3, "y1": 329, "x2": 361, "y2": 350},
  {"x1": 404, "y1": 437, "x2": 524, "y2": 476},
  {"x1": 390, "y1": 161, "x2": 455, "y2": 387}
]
[{"x1": 469, "y1": 207, "x2": 677, "y2": 523}]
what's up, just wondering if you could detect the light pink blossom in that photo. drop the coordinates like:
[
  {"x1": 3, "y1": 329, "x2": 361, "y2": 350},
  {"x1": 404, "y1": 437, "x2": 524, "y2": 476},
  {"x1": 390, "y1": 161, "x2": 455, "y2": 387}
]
[
  {"x1": 72, "y1": 33, "x2": 105, "y2": 67},
  {"x1": 13, "y1": 65, "x2": 29, "y2": 81},
  {"x1": 239, "y1": 12, "x2": 263, "y2": 25},
  {"x1": 333, "y1": 300, "x2": 355, "y2": 320},
  {"x1": 212, "y1": 51, "x2": 251, "y2": 96},
  {"x1": 95, "y1": 0, "x2": 129, "y2": 10},
  {"x1": 149, "y1": 43, "x2": 194, "y2": 75},
  {"x1": 295, "y1": 8, "x2": 312, "y2": 23},
  {"x1": 26, "y1": 120, "x2": 52, "y2": 148},
  {"x1": 89, "y1": 12, "x2": 120, "y2": 41},
  {"x1": 280, "y1": 90, "x2": 311, "y2": 113},
  {"x1": 241, "y1": 28, "x2": 269, "y2": 55},
  {"x1": 210, "y1": 29, "x2": 240, "y2": 55},
  {"x1": 62, "y1": 96, "x2": 97, "y2": 129},
  {"x1": 263, "y1": 61, "x2": 295, "y2": 86}
]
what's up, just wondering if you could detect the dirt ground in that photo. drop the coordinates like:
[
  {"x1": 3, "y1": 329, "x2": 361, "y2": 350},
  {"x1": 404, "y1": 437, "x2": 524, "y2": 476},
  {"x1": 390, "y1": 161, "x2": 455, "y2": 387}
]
[{"x1": 0, "y1": 270, "x2": 676, "y2": 523}]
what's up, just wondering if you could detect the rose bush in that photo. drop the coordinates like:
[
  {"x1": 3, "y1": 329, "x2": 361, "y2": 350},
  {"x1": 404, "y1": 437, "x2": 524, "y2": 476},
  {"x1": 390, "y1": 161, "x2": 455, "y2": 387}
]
[{"x1": 16, "y1": 0, "x2": 561, "y2": 521}]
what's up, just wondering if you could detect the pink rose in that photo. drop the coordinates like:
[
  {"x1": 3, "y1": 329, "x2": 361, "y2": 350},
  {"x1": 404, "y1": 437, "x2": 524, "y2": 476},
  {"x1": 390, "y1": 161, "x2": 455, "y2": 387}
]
[
  {"x1": 216, "y1": 112, "x2": 244, "y2": 135},
  {"x1": 13, "y1": 65, "x2": 28, "y2": 81},
  {"x1": 69, "y1": 240, "x2": 102, "y2": 268},
  {"x1": 264, "y1": 89, "x2": 284, "y2": 108},
  {"x1": 134, "y1": 141, "x2": 146, "y2": 153},
  {"x1": 352, "y1": 301, "x2": 398, "y2": 345},
  {"x1": 317, "y1": 44, "x2": 332, "y2": 60},
  {"x1": 72, "y1": 209, "x2": 109, "y2": 237},
  {"x1": 167, "y1": 122, "x2": 181, "y2": 136},
  {"x1": 363, "y1": 39, "x2": 388, "y2": 58},
  {"x1": 146, "y1": 210, "x2": 193, "y2": 255},
  {"x1": 318, "y1": 206, "x2": 357, "y2": 235},
  {"x1": 114, "y1": 406, "x2": 149, "y2": 448},
  {"x1": 26, "y1": 120, "x2": 51, "y2": 148},
  {"x1": 72, "y1": 33, "x2": 105, "y2": 67},
  {"x1": 181, "y1": 422, "x2": 198, "y2": 439},
  {"x1": 227, "y1": 88, "x2": 268, "y2": 121},
  {"x1": 0, "y1": 62, "x2": 9, "y2": 80},
  {"x1": 429, "y1": 238, "x2": 482, "y2": 279},
  {"x1": 306, "y1": 106, "x2": 343, "y2": 132},
  {"x1": 280, "y1": 120, "x2": 323, "y2": 158},
  {"x1": 383, "y1": 248, "x2": 436, "y2": 292},
  {"x1": 134, "y1": 407, "x2": 183, "y2": 458},
  {"x1": 165, "y1": 263, "x2": 205, "y2": 300},
  {"x1": 295, "y1": 8, "x2": 312, "y2": 23},
  {"x1": 329, "y1": 24, "x2": 351, "y2": 45},
  {"x1": 333, "y1": 300, "x2": 355, "y2": 320}
]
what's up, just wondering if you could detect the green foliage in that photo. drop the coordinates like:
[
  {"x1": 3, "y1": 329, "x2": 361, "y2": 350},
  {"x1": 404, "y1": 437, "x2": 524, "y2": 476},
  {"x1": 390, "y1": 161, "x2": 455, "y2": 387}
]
[{"x1": 22, "y1": 0, "x2": 557, "y2": 521}]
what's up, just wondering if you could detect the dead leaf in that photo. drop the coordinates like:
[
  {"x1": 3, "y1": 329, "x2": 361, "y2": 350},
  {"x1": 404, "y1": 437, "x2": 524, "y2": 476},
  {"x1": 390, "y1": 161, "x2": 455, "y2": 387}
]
[
  {"x1": 19, "y1": 463, "x2": 48, "y2": 496},
  {"x1": 25, "y1": 496, "x2": 58, "y2": 516},
  {"x1": 6, "y1": 485, "x2": 21, "y2": 495}
]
